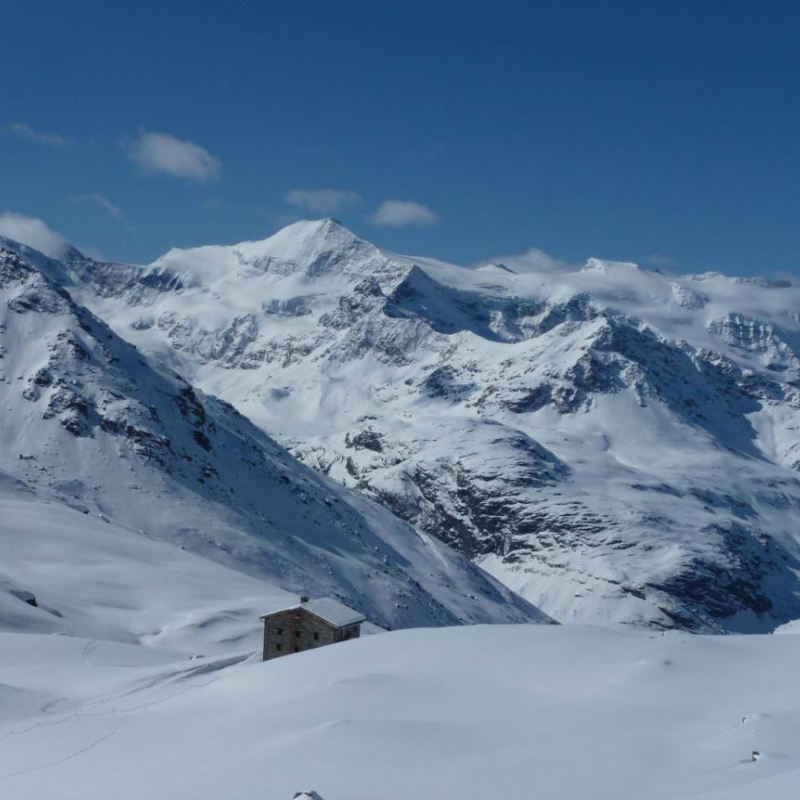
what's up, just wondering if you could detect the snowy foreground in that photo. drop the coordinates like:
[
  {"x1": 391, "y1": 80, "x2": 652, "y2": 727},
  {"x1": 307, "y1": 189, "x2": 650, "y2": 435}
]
[{"x1": 1, "y1": 625, "x2": 799, "y2": 800}]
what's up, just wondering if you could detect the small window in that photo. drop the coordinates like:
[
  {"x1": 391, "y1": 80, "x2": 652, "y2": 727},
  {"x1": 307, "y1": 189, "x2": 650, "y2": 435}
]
[
  {"x1": 313, "y1": 632, "x2": 319, "y2": 641},
  {"x1": 276, "y1": 643, "x2": 282, "y2": 651},
  {"x1": 277, "y1": 628, "x2": 283, "y2": 636},
  {"x1": 295, "y1": 630, "x2": 301, "y2": 638}
]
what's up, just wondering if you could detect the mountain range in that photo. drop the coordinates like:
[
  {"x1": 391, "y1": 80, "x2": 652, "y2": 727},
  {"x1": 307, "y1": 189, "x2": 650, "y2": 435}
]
[{"x1": 4, "y1": 218, "x2": 800, "y2": 633}]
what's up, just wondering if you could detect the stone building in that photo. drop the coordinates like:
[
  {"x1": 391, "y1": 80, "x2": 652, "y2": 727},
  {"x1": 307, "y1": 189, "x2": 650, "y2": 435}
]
[{"x1": 260, "y1": 596, "x2": 366, "y2": 661}]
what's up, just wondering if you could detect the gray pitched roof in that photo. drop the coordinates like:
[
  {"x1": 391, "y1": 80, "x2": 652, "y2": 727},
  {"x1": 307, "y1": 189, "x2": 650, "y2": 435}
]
[{"x1": 260, "y1": 597, "x2": 366, "y2": 628}]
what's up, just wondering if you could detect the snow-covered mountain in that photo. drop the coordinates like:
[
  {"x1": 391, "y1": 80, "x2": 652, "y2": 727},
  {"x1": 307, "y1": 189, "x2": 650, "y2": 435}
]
[
  {"x1": 0, "y1": 243, "x2": 547, "y2": 632},
  {"x1": 24, "y1": 219, "x2": 800, "y2": 632}
]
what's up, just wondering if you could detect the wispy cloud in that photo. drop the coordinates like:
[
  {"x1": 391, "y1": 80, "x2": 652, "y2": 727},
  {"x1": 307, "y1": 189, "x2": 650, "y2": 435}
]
[
  {"x1": 79, "y1": 246, "x2": 108, "y2": 262},
  {"x1": 123, "y1": 130, "x2": 222, "y2": 183},
  {"x1": 0, "y1": 212, "x2": 71, "y2": 257},
  {"x1": 647, "y1": 253, "x2": 679, "y2": 268},
  {"x1": 285, "y1": 188, "x2": 362, "y2": 215},
  {"x1": 484, "y1": 246, "x2": 574, "y2": 274},
  {"x1": 368, "y1": 199, "x2": 439, "y2": 228},
  {"x1": 8, "y1": 121, "x2": 74, "y2": 149},
  {"x1": 72, "y1": 193, "x2": 125, "y2": 222}
]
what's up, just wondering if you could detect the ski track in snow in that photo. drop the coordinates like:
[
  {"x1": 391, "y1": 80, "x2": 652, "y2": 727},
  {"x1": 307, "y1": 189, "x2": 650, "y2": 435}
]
[{"x1": 1, "y1": 626, "x2": 800, "y2": 799}]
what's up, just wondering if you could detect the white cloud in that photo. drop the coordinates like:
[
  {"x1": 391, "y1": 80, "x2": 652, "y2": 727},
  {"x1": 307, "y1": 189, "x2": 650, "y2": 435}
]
[
  {"x1": 0, "y1": 213, "x2": 71, "y2": 257},
  {"x1": 79, "y1": 245, "x2": 108, "y2": 262},
  {"x1": 486, "y1": 247, "x2": 573, "y2": 274},
  {"x1": 72, "y1": 193, "x2": 124, "y2": 221},
  {"x1": 368, "y1": 199, "x2": 439, "y2": 228},
  {"x1": 123, "y1": 131, "x2": 222, "y2": 183},
  {"x1": 285, "y1": 188, "x2": 362, "y2": 214},
  {"x1": 8, "y1": 122, "x2": 74, "y2": 149}
]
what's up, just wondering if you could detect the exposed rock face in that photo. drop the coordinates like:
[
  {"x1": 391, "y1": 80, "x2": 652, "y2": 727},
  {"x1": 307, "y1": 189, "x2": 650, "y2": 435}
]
[{"x1": 15, "y1": 220, "x2": 800, "y2": 632}]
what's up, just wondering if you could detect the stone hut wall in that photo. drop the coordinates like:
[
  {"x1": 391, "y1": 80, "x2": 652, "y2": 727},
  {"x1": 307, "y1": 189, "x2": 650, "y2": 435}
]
[{"x1": 263, "y1": 608, "x2": 338, "y2": 660}]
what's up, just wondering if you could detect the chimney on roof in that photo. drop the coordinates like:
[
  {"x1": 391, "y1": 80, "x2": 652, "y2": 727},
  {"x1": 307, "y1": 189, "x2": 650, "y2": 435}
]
[{"x1": 300, "y1": 595, "x2": 310, "y2": 604}]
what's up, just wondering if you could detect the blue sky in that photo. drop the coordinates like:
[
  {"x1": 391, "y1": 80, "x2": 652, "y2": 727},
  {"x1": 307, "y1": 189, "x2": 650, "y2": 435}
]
[{"x1": 1, "y1": 0, "x2": 798, "y2": 274}]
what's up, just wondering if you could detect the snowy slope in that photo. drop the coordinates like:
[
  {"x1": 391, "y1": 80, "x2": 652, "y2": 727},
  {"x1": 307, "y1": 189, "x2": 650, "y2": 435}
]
[
  {"x1": 1, "y1": 624, "x2": 800, "y2": 799},
  {"x1": 0, "y1": 244, "x2": 548, "y2": 630},
  {"x1": 24, "y1": 220, "x2": 800, "y2": 631},
  {"x1": 0, "y1": 468, "x2": 295, "y2": 653}
]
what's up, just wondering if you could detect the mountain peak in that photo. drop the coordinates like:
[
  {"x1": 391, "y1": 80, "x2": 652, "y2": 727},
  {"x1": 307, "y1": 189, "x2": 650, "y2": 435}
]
[
  {"x1": 0, "y1": 234, "x2": 84, "y2": 265},
  {"x1": 251, "y1": 217, "x2": 361, "y2": 254},
  {"x1": 145, "y1": 218, "x2": 378, "y2": 286},
  {"x1": 228, "y1": 218, "x2": 387, "y2": 281}
]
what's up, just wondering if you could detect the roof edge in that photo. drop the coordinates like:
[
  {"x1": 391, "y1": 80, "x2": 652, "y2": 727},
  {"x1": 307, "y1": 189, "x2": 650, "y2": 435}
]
[{"x1": 259, "y1": 601, "x2": 366, "y2": 628}]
